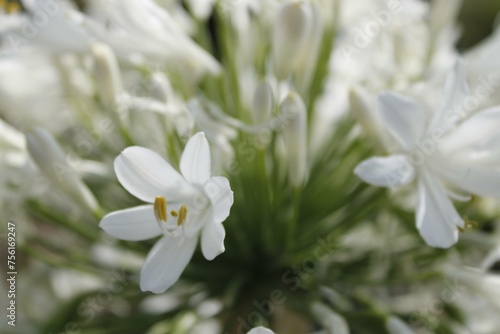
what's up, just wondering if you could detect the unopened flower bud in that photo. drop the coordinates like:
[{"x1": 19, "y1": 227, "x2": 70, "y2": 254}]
[
  {"x1": 386, "y1": 316, "x2": 414, "y2": 334},
  {"x1": 91, "y1": 43, "x2": 122, "y2": 108},
  {"x1": 311, "y1": 302, "x2": 350, "y2": 334},
  {"x1": 349, "y1": 86, "x2": 375, "y2": 136},
  {"x1": 350, "y1": 87, "x2": 392, "y2": 150},
  {"x1": 252, "y1": 80, "x2": 274, "y2": 125},
  {"x1": 26, "y1": 127, "x2": 99, "y2": 212},
  {"x1": 272, "y1": 1, "x2": 313, "y2": 80},
  {"x1": 281, "y1": 92, "x2": 307, "y2": 187},
  {"x1": 147, "y1": 72, "x2": 175, "y2": 104},
  {"x1": 186, "y1": 0, "x2": 215, "y2": 20}
]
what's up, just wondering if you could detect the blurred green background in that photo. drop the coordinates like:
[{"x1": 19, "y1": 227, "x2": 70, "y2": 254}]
[{"x1": 458, "y1": 0, "x2": 500, "y2": 49}]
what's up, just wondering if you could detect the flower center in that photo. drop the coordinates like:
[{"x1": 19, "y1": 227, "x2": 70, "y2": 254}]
[
  {"x1": 154, "y1": 196, "x2": 188, "y2": 227},
  {"x1": 0, "y1": 0, "x2": 21, "y2": 14}
]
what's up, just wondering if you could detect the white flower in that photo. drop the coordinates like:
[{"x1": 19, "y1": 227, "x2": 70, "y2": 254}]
[
  {"x1": 444, "y1": 266, "x2": 500, "y2": 312},
  {"x1": 99, "y1": 132, "x2": 234, "y2": 293},
  {"x1": 247, "y1": 327, "x2": 274, "y2": 334},
  {"x1": 354, "y1": 60, "x2": 500, "y2": 248},
  {"x1": 83, "y1": 0, "x2": 220, "y2": 75}
]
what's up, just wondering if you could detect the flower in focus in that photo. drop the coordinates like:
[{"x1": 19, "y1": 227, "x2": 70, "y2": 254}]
[
  {"x1": 100, "y1": 132, "x2": 233, "y2": 293},
  {"x1": 355, "y1": 60, "x2": 500, "y2": 248}
]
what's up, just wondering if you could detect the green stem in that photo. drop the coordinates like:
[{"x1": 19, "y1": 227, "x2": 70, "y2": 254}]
[{"x1": 286, "y1": 187, "x2": 302, "y2": 251}]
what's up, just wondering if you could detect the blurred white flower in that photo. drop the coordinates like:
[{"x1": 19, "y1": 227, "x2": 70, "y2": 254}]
[
  {"x1": 83, "y1": 0, "x2": 220, "y2": 76},
  {"x1": 100, "y1": 132, "x2": 234, "y2": 293},
  {"x1": 355, "y1": 60, "x2": 500, "y2": 248},
  {"x1": 1, "y1": 0, "x2": 90, "y2": 54},
  {"x1": 26, "y1": 127, "x2": 100, "y2": 213},
  {"x1": 481, "y1": 246, "x2": 500, "y2": 271},
  {"x1": 445, "y1": 265, "x2": 500, "y2": 312},
  {"x1": 272, "y1": 1, "x2": 315, "y2": 80},
  {"x1": 311, "y1": 302, "x2": 350, "y2": 334},
  {"x1": 247, "y1": 327, "x2": 274, "y2": 334},
  {"x1": 252, "y1": 79, "x2": 275, "y2": 126},
  {"x1": 386, "y1": 316, "x2": 414, "y2": 334},
  {"x1": 91, "y1": 42, "x2": 123, "y2": 109},
  {"x1": 465, "y1": 23, "x2": 500, "y2": 109},
  {"x1": 0, "y1": 118, "x2": 33, "y2": 225},
  {"x1": 0, "y1": 53, "x2": 76, "y2": 133},
  {"x1": 187, "y1": 99, "x2": 237, "y2": 172},
  {"x1": 313, "y1": 0, "x2": 461, "y2": 153},
  {"x1": 281, "y1": 92, "x2": 308, "y2": 187},
  {"x1": 185, "y1": 0, "x2": 215, "y2": 20}
]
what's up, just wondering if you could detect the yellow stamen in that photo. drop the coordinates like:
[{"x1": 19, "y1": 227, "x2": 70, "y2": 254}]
[
  {"x1": 458, "y1": 216, "x2": 478, "y2": 233},
  {"x1": 7, "y1": 2, "x2": 20, "y2": 13},
  {"x1": 465, "y1": 217, "x2": 478, "y2": 230},
  {"x1": 1, "y1": 1, "x2": 21, "y2": 14},
  {"x1": 177, "y1": 205, "x2": 188, "y2": 226},
  {"x1": 154, "y1": 196, "x2": 167, "y2": 222},
  {"x1": 171, "y1": 210, "x2": 178, "y2": 217}
]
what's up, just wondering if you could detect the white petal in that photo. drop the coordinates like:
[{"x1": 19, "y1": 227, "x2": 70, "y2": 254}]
[
  {"x1": 140, "y1": 235, "x2": 197, "y2": 293},
  {"x1": 354, "y1": 155, "x2": 415, "y2": 188},
  {"x1": 440, "y1": 107, "x2": 500, "y2": 156},
  {"x1": 204, "y1": 176, "x2": 234, "y2": 223},
  {"x1": 180, "y1": 132, "x2": 211, "y2": 186},
  {"x1": 201, "y1": 220, "x2": 226, "y2": 261},
  {"x1": 378, "y1": 92, "x2": 426, "y2": 150},
  {"x1": 114, "y1": 146, "x2": 193, "y2": 203},
  {"x1": 99, "y1": 205, "x2": 161, "y2": 241},
  {"x1": 247, "y1": 327, "x2": 275, "y2": 334},
  {"x1": 416, "y1": 168, "x2": 463, "y2": 248},
  {"x1": 430, "y1": 59, "x2": 469, "y2": 132},
  {"x1": 439, "y1": 162, "x2": 500, "y2": 199}
]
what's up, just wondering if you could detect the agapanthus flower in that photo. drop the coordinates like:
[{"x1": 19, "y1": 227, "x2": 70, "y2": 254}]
[
  {"x1": 355, "y1": 60, "x2": 500, "y2": 248},
  {"x1": 100, "y1": 132, "x2": 233, "y2": 293},
  {"x1": 2, "y1": 0, "x2": 500, "y2": 332}
]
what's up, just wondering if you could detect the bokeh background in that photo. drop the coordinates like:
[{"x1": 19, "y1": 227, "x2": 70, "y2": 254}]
[{"x1": 1, "y1": 0, "x2": 500, "y2": 333}]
